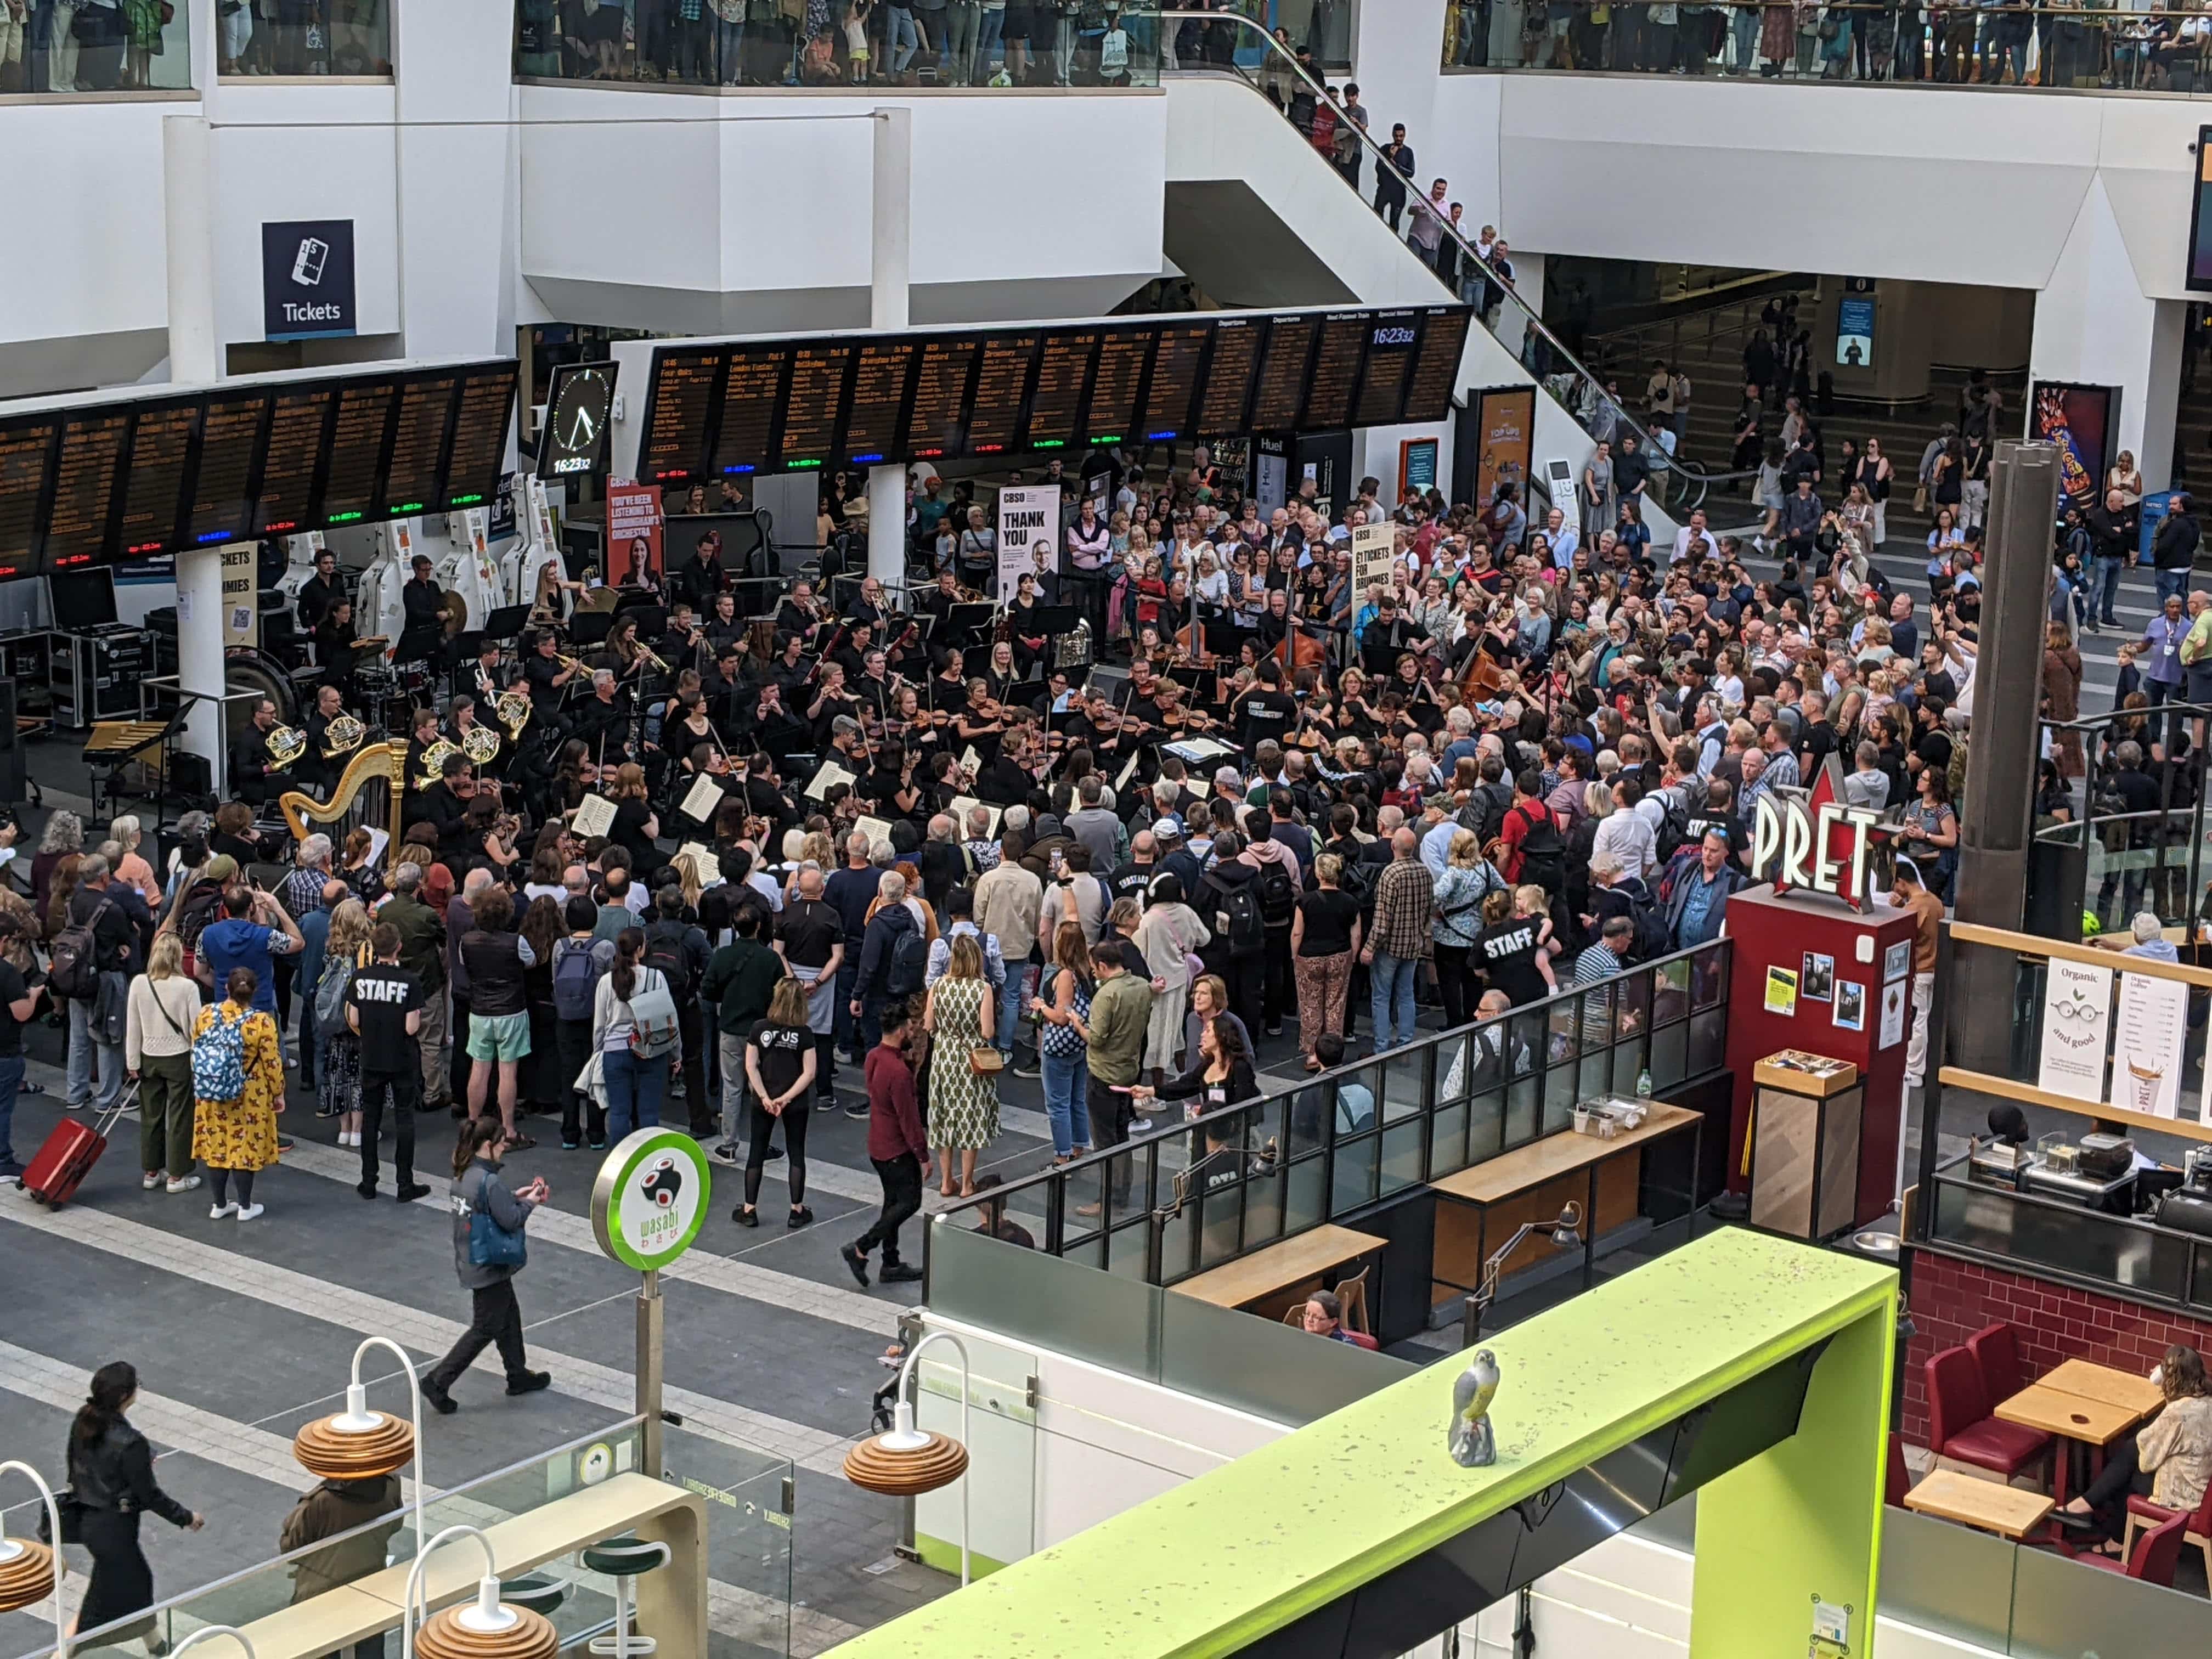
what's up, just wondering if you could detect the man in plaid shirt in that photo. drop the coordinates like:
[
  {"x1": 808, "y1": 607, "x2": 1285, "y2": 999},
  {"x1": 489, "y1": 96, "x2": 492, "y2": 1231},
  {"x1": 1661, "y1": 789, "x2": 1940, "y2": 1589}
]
[
  {"x1": 1359, "y1": 827, "x2": 1432, "y2": 1052},
  {"x1": 279, "y1": 834, "x2": 335, "y2": 1071}
]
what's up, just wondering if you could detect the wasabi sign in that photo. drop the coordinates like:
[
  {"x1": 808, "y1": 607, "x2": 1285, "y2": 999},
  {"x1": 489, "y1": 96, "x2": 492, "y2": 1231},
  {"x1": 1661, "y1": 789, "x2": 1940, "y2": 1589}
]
[{"x1": 591, "y1": 1128, "x2": 712, "y2": 1272}]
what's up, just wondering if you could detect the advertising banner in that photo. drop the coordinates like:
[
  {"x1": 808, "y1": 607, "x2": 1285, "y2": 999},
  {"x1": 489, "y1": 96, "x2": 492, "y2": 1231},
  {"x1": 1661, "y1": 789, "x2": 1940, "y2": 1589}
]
[
  {"x1": 605, "y1": 482, "x2": 664, "y2": 587},
  {"x1": 2036, "y1": 957, "x2": 2114, "y2": 1103},
  {"x1": 1352, "y1": 521, "x2": 1397, "y2": 591},
  {"x1": 1472, "y1": 387, "x2": 1535, "y2": 512},
  {"x1": 996, "y1": 484, "x2": 1060, "y2": 599},
  {"x1": 2028, "y1": 381, "x2": 2120, "y2": 509},
  {"x1": 2114, "y1": 971, "x2": 2190, "y2": 1118}
]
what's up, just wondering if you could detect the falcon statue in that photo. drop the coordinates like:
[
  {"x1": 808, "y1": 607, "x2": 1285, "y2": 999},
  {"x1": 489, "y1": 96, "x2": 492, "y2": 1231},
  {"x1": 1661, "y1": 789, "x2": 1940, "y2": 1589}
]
[{"x1": 1450, "y1": 1348, "x2": 1502, "y2": 1468}]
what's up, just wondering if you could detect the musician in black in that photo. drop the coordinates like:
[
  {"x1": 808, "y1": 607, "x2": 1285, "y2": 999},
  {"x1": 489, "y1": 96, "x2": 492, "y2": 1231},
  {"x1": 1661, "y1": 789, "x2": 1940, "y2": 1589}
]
[
  {"x1": 1237, "y1": 658, "x2": 1299, "y2": 749},
  {"x1": 776, "y1": 580, "x2": 828, "y2": 644},
  {"x1": 1118, "y1": 659, "x2": 1167, "y2": 747},
  {"x1": 296, "y1": 547, "x2": 343, "y2": 632},
  {"x1": 1357, "y1": 596, "x2": 1430, "y2": 678},
  {"x1": 411, "y1": 753, "x2": 475, "y2": 865},
  {"x1": 523, "y1": 630, "x2": 581, "y2": 728},
  {"x1": 572, "y1": 668, "x2": 634, "y2": 766},
  {"x1": 770, "y1": 631, "x2": 813, "y2": 697},
  {"x1": 861, "y1": 742, "x2": 920, "y2": 822},
  {"x1": 659, "y1": 602, "x2": 706, "y2": 674},
  {"x1": 229, "y1": 697, "x2": 282, "y2": 806},
  {"x1": 703, "y1": 592, "x2": 744, "y2": 654},
  {"x1": 823, "y1": 714, "x2": 871, "y2": 781},
  {"x1": 915, "y1": 568, "x2": 962, "y2": 627},
  {"x1": 674, "y1": 532, "x2": 725, "y2": 614},
  {"x1": 401, "y1": 554, "x2": 447, "y2": 666},
  {"x1": 850, "y1": 647, "x2": 899, "y2": 730},
  {"x1": 314, "y1": 596, "x2": 364, "y2": 696},
  {"x1": 974, "y1": 731, "x2": 1035, "y2": 806},
  {"x1": 469, "y1": 637, "x2": 512, "y2": 695},
  {"x1": 847, "y1": 575, "x2": 890, "y2": 633},
  {"x1": 404, "y1": 706, "x2": 445, "y2": 793},
  {"x1": 446, "y1": 695, "x2": 504, "y2": 786},
  {"x1": 1058, "y1": 686, "x2": 1111, "y2": 758},
  {"x1": 738, "y1": 681, "x2": 811, "y2": 775},
  {"x1": 1254, "y1": 588, "x2": 1296, "y2": 657},
  {"x1": 303, "y1": 684, "x2": 358, "y2": 798},
  {"x1": 831, "y1": 619, "x2": 876, "y2": 685},
  {"x1": 805, "y1": 661, "x2": 862, "y2": 743},
  {"x1": 701, "y1": 643, "x2": 747, "y2": 727}
]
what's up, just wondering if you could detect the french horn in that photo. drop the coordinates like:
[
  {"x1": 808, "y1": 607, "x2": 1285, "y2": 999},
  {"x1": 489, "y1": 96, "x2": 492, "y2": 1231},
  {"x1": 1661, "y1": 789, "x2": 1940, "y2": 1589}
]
[
  {"x1": 321, "y1": 713, "x2": 367, "y2": 761},
  {"x1": 495, "y1": 689, "x2": 532, "y2": 741},
  {"x1": 415, "y1": 737, "x2": 461, "y2": 789},
  {"x1": 461, "y1": 723, "x2": 502, "y2": 766},
  {"x1": 266, "y1": 724, "x2": 308, "y2": 774}
]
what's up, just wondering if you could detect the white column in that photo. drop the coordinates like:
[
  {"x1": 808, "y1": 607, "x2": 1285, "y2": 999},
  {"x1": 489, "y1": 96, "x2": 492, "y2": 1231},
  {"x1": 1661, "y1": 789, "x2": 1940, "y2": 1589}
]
[
  {"x1": 2030, "y1": 176, "x2": 2186, "y2": 492},
  {"x1": 163, "y1": 113, "x2": 232, "y2": 797},
  {"x1": 867, "y1": 106, "x2": 912, "y2": 591}
]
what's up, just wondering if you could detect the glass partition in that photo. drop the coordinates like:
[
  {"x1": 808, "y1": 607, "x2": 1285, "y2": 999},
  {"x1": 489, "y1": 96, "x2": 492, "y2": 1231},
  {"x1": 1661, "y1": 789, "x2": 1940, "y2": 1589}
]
[
  {"x1": 514, "y1": 1, "x2": 1160, "y2": 91},
  {"x1": 1442, "y1": 1, "x2": 2212, "y2": 94},
  {"x1": 14, "y1": 2, "x2": 192, "y2": 93},
  {"x1": 219, "y1": 1, "x2": 390, "y2": 76}
]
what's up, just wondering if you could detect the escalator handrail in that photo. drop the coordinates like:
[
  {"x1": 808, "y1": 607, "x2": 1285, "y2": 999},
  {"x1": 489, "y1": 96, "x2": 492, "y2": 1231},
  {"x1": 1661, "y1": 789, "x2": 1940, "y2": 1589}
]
[{"x1": 1150, "y1": 7, "x2": 1728, "y2": 491}]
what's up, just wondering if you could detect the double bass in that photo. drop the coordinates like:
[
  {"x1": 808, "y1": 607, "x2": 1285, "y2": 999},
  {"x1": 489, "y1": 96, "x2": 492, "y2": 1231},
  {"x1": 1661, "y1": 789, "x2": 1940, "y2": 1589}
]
[{"x1": 1269, "y1": 610, "x2": 1328, "y2": 676}]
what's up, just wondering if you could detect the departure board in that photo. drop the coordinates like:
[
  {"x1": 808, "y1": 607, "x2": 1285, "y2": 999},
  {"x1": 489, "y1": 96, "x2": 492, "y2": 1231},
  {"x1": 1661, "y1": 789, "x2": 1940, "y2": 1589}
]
[
  {"x1": 905, "y1": 337, "x2": 977, "y2": 460},
  {"x1": 1023, "y1": 331, "x2": 1096, "y2": 452},
  {"x1": 115, "y1": 402, "x2": 198, "y2": 557},
  {"x1": 1085, "y1": 328, "x2": 1153, "y2": 447},
  {"x1": 712, "y1": 346, "x2": 787, "y2": 477},
  {"x1": 641, "y1": 351, "x2": 721, "y2": 483},
  {"x1": 1139, "y1": 323, "x2": 1209, "y2": 442},
  {"x1": 0, "y1": 417, "x2": 56, "y2": 575},
  {"x1": 320, "y1": 381, "x2": 400, "y2": 527},
  {"x1": 255, "y1": 388, "x2": 333, "y2": 535},
  {"x1": 185, "y1": 391, "x2": 269, "y2": 548},
  {"x1": 1250, "y1": 315, "x2": 1319, "y2": 432},
  {"x1": 1404, "y1": 307, "x2": 1472, "y2": 422},
  {"x1": 377, "y1": 373, "x2": 458, "y2": 518},
  {"x1": 1353, "y1": 312, "x2": 1419, "y2": 427},
  {"x1": 1195, "y1": 318, "x2": 1263, "y2": 437},
  {"x1": 842, "y1": 341, "x2": 916, "y2": 466},
  {"x1": 966, "y1": 334, "x2": 1039, "y2": 456},
  {"x1": 443, "y1": 365, "x2": 516, "y2": 510},
  {"x1": 1303, "y1": 313, "x2": 1369, "y2": 431},
  {"x1": 780, "y1": 344, "x2": 853, "y2": 468},
  {"x1": 44, "y1": 411, "x2": 129, "y2": 568}
]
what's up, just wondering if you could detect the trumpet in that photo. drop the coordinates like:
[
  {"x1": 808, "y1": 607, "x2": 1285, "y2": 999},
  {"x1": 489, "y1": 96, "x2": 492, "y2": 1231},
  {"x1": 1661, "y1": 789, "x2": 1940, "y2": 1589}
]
[{"x1": 639, "y1": 644, "x2": 672, "y2": 674}]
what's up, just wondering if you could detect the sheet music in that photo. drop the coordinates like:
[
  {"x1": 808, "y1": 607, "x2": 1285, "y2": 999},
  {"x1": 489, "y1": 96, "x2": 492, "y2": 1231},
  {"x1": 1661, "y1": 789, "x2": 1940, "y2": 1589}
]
[
  {"x1": 947, "y1": 794, "x2": 1002, "y2": 839},
  {"x1": 675, "y1": 842, "x2": 723, "y2": 885},
  {"x1": 961, "y1": 746, "x2": 983, "y2": 774},
  {"x1": 853, "y1": 814, "x2": 894, "y2": 847},
  {"x1": 680, "y1": 772, "x2": 725, "y2": 823},
  {"x1": 1115, "y1": 751, "x2": 1142, "y2": 789},
  {"x1": 1164, "y1": 737, "x2": 1233, "y2": 762},
  {"x1": 571, "y1": 794, "x2": 618, "y2": 839},
  {"x1": 365, "y1": 827, "x2": 390, "y2": 868},
  {"x1": 804, "y1": 759, "x2": 859, "y2": 801}
]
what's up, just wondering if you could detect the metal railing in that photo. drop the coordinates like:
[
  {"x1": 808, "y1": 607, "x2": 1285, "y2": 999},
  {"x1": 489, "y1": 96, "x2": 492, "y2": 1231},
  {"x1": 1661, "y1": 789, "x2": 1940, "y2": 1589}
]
[
  {"x1": 2029, "y1": 701, "x2": 2212, "y2": 939},
  {"x1": 1442, "y1": 0, "x2": 2212, "y2": 94},
  {"x1": 928, "y1": 934, "x2": 1729, "y2": 1291}
]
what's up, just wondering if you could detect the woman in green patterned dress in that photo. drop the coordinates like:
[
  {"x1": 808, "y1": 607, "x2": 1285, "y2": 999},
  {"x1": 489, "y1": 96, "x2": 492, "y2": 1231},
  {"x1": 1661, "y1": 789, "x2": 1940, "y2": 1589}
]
[{"x1": 924, "y1": 933, "x2": 998, "y2": 1198}]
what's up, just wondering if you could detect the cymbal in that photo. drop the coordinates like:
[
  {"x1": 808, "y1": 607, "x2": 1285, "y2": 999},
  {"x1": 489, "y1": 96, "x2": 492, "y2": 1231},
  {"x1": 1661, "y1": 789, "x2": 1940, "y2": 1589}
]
[{"x1": 437, "y1": 589, "x2": 469, "y2": 634}]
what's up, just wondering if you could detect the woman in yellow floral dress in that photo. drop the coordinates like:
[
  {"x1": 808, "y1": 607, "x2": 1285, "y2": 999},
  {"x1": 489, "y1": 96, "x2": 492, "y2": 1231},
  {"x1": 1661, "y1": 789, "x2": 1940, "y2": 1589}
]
[{"x1": 191, "y1": 968, "x2": 284, "y2": 1222}]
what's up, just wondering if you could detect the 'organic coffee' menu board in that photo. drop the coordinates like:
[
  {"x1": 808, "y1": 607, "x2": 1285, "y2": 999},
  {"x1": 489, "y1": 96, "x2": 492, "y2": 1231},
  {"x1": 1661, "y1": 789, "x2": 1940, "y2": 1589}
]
[
  {"x1": 633, "y1": 306, "x2": 1473, "y2": 480},
  {"x1": 0, "y1": 357, "x2": 516, "y2": 575}
]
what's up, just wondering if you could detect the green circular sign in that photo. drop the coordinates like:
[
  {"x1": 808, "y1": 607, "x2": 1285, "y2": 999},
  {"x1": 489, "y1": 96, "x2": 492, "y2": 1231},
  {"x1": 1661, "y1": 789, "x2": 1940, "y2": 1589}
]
[{"x1": 590, "y1": 1128, "x2": 713, "y2": 1272}]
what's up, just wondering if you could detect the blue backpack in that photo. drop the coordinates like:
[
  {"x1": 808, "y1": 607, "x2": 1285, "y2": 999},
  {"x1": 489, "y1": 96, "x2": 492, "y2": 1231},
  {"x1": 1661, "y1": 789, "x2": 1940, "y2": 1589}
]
[{"x1": 191, "y1": 1007, "x2": 248, "y2": 1104}]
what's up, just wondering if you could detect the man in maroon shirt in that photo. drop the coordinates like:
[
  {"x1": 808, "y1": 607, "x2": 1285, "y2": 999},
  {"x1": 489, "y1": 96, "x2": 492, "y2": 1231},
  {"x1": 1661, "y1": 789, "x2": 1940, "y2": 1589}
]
[{"x1": 841, "y1": 1001, "x2": 929, "y2": 1288}]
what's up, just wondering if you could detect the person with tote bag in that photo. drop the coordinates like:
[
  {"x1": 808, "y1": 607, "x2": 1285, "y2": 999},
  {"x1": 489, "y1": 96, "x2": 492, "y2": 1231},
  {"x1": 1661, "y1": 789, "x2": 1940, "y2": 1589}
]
[{"x1": 591, "y1": 928, "x2": 681, "y2": 1141}]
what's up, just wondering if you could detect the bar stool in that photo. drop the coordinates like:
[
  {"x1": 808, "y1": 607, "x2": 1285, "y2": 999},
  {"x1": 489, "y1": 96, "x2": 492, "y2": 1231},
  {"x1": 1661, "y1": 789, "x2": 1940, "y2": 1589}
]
[{"x1": 583, "y1": 1534, "x2": 671, "y2": 1659}]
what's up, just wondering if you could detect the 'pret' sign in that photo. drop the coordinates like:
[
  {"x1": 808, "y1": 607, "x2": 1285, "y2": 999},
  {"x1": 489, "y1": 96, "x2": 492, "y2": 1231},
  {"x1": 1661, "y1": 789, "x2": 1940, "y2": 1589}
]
[{"x1": 1749, "y1": 760, "x2": 1884, "y2": 911}]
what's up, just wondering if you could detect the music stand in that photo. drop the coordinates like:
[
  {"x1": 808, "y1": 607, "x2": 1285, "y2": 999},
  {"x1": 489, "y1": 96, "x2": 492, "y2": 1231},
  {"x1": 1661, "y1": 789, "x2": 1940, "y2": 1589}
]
[
  {"x1": 570, "y1": 611, "x2": 614, "y2": 647},
  {"x1": 945, "y1": 602, "x2": 998, "y2": 650},
  {"x1": 627, "y1": 605, "x2": 668, "y2": 639},
  {"x1": 394, "y1": 623, "x2": 443, "y2": 667},
  {"x1": 453, "y1": 630, "x2": 486, "y2": 662},
  {"x1": 1031, "y1": 605, "x2": 1079, "y2": 636},
  {"x1": 484, "y1": 603, "x2": 532, "y2": 641}
]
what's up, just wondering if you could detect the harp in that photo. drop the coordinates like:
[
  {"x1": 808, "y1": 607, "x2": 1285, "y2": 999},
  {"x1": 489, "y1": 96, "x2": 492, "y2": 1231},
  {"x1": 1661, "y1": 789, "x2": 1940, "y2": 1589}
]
[{"x1": 279, "y1": 741, "x2": 406, "y2": 870}]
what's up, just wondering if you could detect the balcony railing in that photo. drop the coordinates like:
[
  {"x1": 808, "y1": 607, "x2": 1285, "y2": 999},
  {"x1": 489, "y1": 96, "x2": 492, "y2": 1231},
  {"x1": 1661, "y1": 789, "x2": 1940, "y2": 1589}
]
[
  {"x1": 5, "y1": 1, "x2": 192, "y2": 95},
  {"x1": 1444, "y1": 0, "x2": 2212, "y2": 94},
  {"x1": 217, "y1": 0, "x2": 391, "y2": 78}
]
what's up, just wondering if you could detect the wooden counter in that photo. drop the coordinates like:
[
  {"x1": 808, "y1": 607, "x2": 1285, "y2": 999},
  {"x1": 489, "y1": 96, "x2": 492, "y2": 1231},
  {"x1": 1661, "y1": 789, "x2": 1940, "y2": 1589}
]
[
  {"x1": 1901, "y1": 1470, "x2": 2055, "y2": 1539},
  {"x1": 1170, "y1": 1224, "x2": 1386, "y2": 1314}
]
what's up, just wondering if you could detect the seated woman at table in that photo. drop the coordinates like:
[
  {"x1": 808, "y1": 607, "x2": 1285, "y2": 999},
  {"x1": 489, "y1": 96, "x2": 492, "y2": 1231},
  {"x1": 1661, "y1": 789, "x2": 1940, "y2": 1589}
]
[{"x1": 2054, "y1": 1344, "x2": 2212, "y2": 1544}]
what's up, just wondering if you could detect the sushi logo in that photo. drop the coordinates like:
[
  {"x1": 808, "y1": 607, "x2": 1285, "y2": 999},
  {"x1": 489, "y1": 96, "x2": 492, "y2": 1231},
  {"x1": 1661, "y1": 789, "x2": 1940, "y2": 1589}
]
[
  {"x1": 640, "y1": 1156, "x2": 684, "y2": 1210},
  {"x1": 625, "y1": 1151, "x2": 698, "y2": 1251}
]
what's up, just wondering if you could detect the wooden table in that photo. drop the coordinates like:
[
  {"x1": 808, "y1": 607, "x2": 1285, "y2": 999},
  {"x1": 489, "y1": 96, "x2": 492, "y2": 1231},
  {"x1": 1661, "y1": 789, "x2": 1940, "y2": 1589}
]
[
  {"x1": 1171, "y1": 1224, "x2": 1386, "y2": 1313},
  {"x1": 1429, "y1": 1104, "x2": 1702, "y2": 1312},
  {"x1": 1902, "y1": 1469, "x2": 2056, "y2": 1539},
  {"x1": 1995, "y1": 1383, "x2": 2146, "y2": 1506},
  {"x1": 2040, "y1": 1358, "x2": 2166, "y2": 1417}
]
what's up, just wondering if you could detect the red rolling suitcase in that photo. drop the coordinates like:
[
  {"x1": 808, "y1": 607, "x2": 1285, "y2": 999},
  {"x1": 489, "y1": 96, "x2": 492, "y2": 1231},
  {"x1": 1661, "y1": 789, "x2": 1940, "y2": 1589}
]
[{"x1": 22, "y1": 1086, "x2": 136, "y2": 1209}]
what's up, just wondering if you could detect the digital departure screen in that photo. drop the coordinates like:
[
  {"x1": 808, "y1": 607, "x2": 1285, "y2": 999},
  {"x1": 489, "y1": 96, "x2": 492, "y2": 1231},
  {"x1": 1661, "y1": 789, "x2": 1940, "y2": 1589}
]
[
  {"x1": 1196, "y1": 318, "x2": 1263, "y2": 437},
  {"x1": 1023, "y1": 331, "x2": 1096, "y2": 452},
  {"x1": 377, "y1": 373, "x2": 456, "y2": 518},
  {"x1": 320, "y1": 381, "x2": 400, "y2": 527},
  {"x1": 641, "y1": 350, "x2": 721, "y2": 483},
  {"x1": 0, "y1": 416, "x2": 56, "y2": 578},
  {"x1": 780, "y1": 344, "x2": 853, "y2": 469},
  {"x1": 712, "y1": 346, "x2": 786, "y2": 477},
  {"x1": 112, "y1": 401, "x2": 197, "y2": 558},
  {"x1": 1404, "y1": 307, "x2": 1472, "y2": 422},
  {"x1": 1353, "y1": 311, "x2": 1419, "y2": 427},
  {"x1": 443, "y1": 364, "x2": 516, "y2": 510},
  {"x1": 1250, "y1": 316, "x2": 1318, "y2": 432},
  {"x1": 255, "y1": 387, "x2": 334, "y2": 535},
  {"x1": 1139, "y1": 323, "x2": 1209, "y2": 442},
  {"x1": 44, "y1": 411, "x2": 129, "y2": 569},
  {"x1": 842, "y1": 341, "x2": 916, "y2": 466},
  {"x1": 184, "y1": 391, "x2": 268, "y2": 548},
  {"x1": 1303, "y1": 313, "x2": 1369, "y2": 432},
  {"x1": 905, "y1": 337, "x2": 977, "y2": 461},
  {"x1": 1085, "y1": 327, "x2": 1153, "y2": 447},
  {"x1": 966, "y1": 334, "x2": 1039, "y2": 456}
]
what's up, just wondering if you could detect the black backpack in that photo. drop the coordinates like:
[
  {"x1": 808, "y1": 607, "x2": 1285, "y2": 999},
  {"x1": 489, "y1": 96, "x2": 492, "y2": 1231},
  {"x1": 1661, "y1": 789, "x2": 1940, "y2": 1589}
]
[
  {"x1": 1254, "y1": 861, "x2": 1299, "y2": 929},
  {"x1": 1511, "y1": 804, "x2": 1567, "y2": 896},
  {"x1": 642, "y1": 923, "x2": 697, "y2": 1003},
  {"x1": 887, "y1": 921, "x2": 929, "y2": 997},
  {"x1": 1621, "y1": 881, "x2": 1669, "y2": 961},
  {"x1": 1650, "y1": 787, "x2": 1695, "y2": 865},
  {"x1": 48, "y1": 898, "x2": 114, "y2": 1001},
  {"x1": 1217, "y1": 881, "x2": 1267, "y2": 957}
]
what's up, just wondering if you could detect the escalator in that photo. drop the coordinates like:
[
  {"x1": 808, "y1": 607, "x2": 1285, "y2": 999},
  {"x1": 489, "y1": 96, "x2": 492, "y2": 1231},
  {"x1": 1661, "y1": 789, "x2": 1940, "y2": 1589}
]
[{"x1": 1155, "y1": 13, "x2": 1740, "y2": 526}]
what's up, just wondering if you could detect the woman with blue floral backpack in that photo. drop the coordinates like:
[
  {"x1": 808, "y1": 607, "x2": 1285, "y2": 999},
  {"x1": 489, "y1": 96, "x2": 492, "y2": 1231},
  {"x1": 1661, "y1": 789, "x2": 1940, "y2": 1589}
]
[{"x1": 190, "y1": 967, "x2": 283, "y2": 1222}]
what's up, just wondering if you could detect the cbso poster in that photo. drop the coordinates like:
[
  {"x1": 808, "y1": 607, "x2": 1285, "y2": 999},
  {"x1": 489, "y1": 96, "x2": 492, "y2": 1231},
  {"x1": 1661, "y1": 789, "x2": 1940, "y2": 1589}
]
[{"x1": 605, "y1": 483, "x2": 664, "y2": 587}]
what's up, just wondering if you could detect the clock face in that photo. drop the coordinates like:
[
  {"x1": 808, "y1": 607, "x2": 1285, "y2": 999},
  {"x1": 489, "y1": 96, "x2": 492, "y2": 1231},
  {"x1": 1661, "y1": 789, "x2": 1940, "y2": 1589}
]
[{"x1": 543, "y1": 363, "x2": 614, "y2": 479}]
